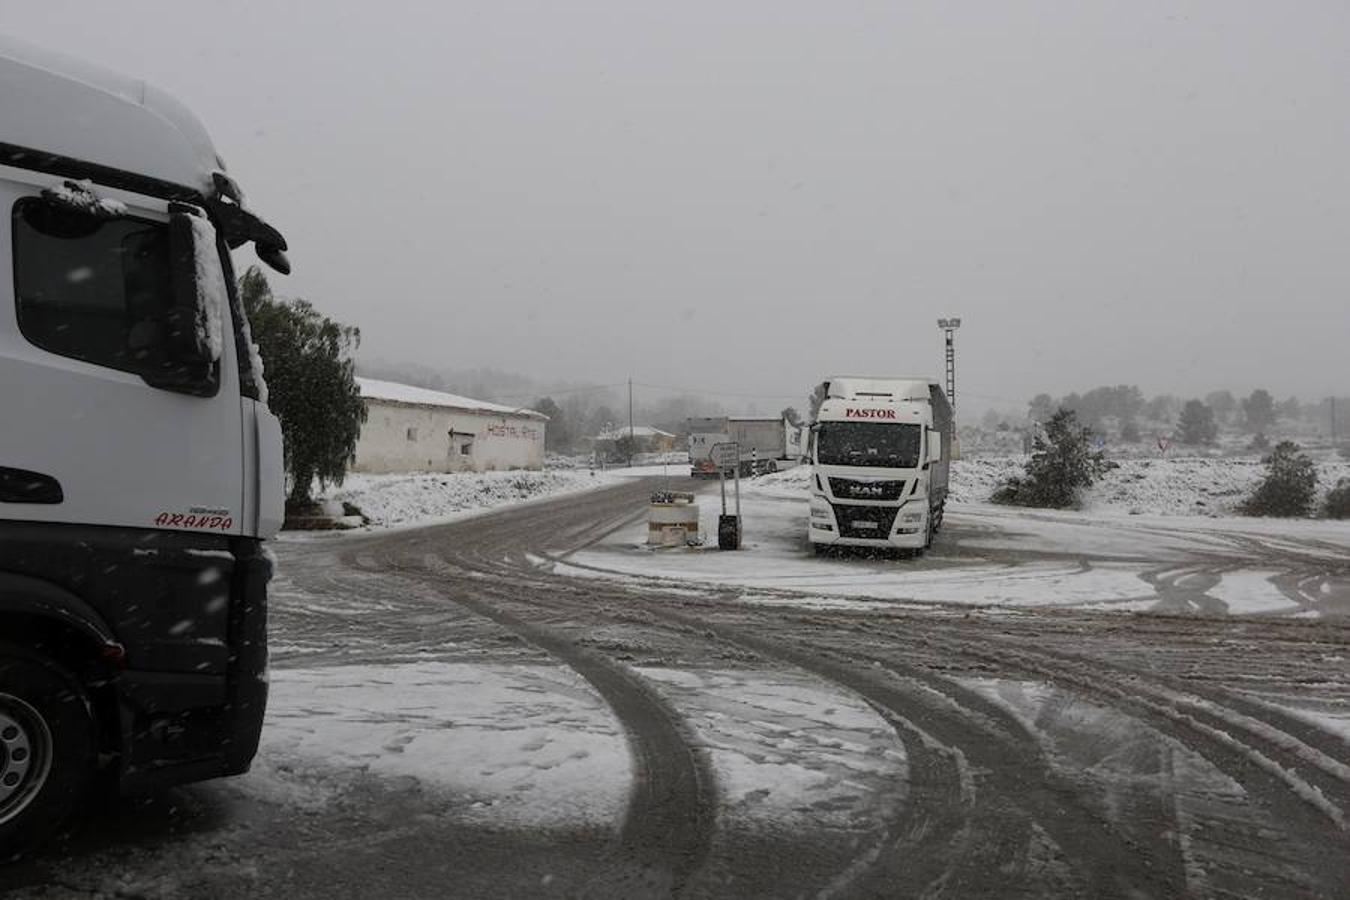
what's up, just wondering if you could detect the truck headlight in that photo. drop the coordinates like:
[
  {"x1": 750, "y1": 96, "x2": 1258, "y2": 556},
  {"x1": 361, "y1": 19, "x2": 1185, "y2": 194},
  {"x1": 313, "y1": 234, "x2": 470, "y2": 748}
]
[
  {"x1": 901, "y1": 511, "x2": 924, "y2": 523},
  {"x1": 810, "y1": 499, "x2": 830, "y2": 517}
]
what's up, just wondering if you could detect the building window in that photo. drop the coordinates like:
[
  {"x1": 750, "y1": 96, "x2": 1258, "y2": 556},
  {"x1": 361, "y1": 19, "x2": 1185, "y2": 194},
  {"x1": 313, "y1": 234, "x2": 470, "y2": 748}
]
[
  {"x1": 406, "y1": 426, "x2": 418, "y2": 441},
  {"x1": 460, "y1": 441, "x2": 473, "y2": 456}
]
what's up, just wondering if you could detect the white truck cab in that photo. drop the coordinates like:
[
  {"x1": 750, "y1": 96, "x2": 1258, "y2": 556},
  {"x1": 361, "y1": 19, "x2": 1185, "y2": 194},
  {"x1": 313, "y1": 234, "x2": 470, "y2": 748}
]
[
  {"x1": 0, "y1": 36, "x2": 286, "y2": 856},
  {"x1": 808, "y1": 376, "x2": 953, "y2": 554}
]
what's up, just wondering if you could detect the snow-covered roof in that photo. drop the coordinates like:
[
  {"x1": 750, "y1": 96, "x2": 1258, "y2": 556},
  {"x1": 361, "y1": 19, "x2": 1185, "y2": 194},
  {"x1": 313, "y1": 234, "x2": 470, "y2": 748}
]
[
  {"x1": 595, "y1": 425, "x2": 675, "y2": 440},
  {"x1": 357, "y1": 378, "x2": 547, "y2": 420},
  {"x1": 0, "y1": 34, "x2": 221, "y2": 194}
]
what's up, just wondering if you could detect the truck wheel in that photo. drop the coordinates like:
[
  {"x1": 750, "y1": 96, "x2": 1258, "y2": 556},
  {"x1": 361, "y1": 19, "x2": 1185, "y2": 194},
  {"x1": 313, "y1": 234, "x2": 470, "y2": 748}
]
[
  {"x1": 0, "y1": 644, "x2": 95, "y2": 861},
  {"x1": 765, "y1": 461, "x2": 778, "y2": 474}
]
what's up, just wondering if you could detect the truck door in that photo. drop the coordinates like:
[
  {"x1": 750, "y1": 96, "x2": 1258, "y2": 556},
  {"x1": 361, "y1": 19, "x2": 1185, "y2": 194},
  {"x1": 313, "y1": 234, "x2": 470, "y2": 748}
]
[{"x1": 0, "y1": 172, "x2": 244, "y2": 535}]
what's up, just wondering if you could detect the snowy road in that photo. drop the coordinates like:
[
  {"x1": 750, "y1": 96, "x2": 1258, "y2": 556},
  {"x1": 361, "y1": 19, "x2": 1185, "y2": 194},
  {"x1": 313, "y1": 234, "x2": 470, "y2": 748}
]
[{"x1": 6, "y1": 478, "x2": 1350, "y2": 898}]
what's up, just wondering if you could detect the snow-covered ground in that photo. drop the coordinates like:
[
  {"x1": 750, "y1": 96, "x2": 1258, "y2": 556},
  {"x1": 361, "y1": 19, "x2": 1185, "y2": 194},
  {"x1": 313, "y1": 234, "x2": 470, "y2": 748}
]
[
  {"x1": 310, "y1": 468, "x2": 615, "y2": 529},
  {"x1": 240, "y1": 662, "x2": 632, "y2": 829},
  {"x1": 551, "y1": 457, "x2": 1350, "y2": 618}
]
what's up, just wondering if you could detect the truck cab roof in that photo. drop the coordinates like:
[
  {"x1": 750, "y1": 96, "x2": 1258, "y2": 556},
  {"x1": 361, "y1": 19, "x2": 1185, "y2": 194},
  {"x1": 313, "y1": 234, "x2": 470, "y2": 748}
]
[
  {"x1": 0, "y1": 34, "x2": 221, "y2": 193},
  {"x1": 0, "y1": 34, "x2": 289, "y2": 268}
]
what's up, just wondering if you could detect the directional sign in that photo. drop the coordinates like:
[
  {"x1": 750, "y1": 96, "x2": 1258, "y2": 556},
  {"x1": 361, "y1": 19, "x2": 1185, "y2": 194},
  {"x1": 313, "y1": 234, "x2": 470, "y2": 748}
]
[{"x1": 711, "y1": 442, "x2": 739, "y2": 469}]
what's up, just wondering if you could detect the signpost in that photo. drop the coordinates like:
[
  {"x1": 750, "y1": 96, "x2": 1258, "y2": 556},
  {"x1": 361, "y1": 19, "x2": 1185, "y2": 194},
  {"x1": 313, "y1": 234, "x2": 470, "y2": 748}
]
[{"x1": 711, "y1": 441, "x2": 741, "y2": 550}]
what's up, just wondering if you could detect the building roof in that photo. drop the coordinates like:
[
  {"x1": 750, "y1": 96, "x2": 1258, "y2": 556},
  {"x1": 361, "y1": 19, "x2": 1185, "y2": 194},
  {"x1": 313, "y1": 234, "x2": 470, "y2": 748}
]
[
  {"x1": 595, "y1": 425, "x2": 675, "y2": 440},
  {"x1": 357, "y1": 378, "x2": 548, "y2": 420}
]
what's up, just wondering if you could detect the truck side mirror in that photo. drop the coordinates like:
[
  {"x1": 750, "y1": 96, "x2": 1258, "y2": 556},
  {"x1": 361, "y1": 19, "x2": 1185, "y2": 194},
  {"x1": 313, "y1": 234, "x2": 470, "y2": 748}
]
[
  {"x1": 927, "y1": 430, "x2": 943, "y2": 462},
  {"x1": 137, "y1": 205, "x2": 224, "y2": 396}
]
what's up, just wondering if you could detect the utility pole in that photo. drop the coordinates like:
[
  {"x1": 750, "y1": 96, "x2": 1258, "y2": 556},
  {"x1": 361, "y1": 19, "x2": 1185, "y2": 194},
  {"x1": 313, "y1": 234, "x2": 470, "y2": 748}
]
[
  {"x1": 936, "y1": 318, "x2": 962, "y2": 419},
  {"x1": 627, "y1": 377, "x2": 635, "y2": 468}
]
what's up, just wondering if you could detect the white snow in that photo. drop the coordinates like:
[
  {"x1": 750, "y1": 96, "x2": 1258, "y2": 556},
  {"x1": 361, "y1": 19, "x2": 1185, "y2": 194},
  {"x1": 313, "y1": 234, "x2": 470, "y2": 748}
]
[
  {"x1": 310, "y1": 468, "x2": 615, "y2": 529},
  {"x1": 356, "y1": 377, "x2": 547, "y2": 419},
  {"x1": 1207, "y1": 570, "x2": 1296, "y2": 615},
  {"x1": 43, "y1": 178, "x2": 128, "y2": 216},
  {"x1": 635, "y1": 668, "x2": 907, "y2": 831},
  {"x1": 555, "y1": 465, "x2": 1349, "y2": 616},
  {"x1": 762, "y1": 454, "x2": 1350, "y2": 517},
  {"x1": 186, "y1": 210, "x2": 226, "y2": 362},
  {"x1": 243, "y1": 662, "x2": 632, "y2": 828}
]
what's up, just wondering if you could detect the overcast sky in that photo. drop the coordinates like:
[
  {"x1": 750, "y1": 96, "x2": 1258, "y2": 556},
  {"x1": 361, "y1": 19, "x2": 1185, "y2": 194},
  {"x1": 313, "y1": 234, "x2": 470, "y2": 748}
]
[{"x1": 7, "y1": 1, "x2": 1348, "y2": 408}]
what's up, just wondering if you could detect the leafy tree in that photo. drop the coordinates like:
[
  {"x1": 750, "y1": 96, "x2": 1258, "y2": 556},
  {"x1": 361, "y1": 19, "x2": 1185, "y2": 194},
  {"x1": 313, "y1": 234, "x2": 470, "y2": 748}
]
[
  {"x1": 991, "y1": 409, "x2": 1108, "y2": 509},
  {"x1": 532, "y1": 397, "x2": 572, "y2": 452},
  {"x1": 612, "y1": 434, "x2": 637, "y2": 465},
  {"x1": 1242, "y1": 389, "x2": 1276, "y2": 432},
  {"x1": 1120, "y1": 418, "x2": 1141, "y2": 443},
  {"x1": 1205, "y1": 390, "x2": 1236, "y2": 424},
  {"x1": 1241, "y1": 441, "x2": 1317, "y2": 517},
  {"x1": 1249, "y1": 432, "x2": 1270, "y2": 452},
  {"x1": 239, "y1": 266, "x2": 366, "y2": 508},
  {"x1": 1278, "y1": 396, "x2": 1302, "y2": 421},
  {"x1": 781, "y1": 406, "x2": 804, "y2": 427},
  {"x1": 1324, "y1": 478, "x2": 1350, "y2": 519},
  {"x1": 1177, "y1": 400, "x2": 1218, "y2": 445},
  {"x1": 1028, "y1": 393, "x2": 1055, "y2": 423}
]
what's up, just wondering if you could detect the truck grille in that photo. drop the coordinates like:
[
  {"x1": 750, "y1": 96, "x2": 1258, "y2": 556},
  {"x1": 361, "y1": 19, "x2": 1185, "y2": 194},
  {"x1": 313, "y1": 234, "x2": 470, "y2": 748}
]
[
  {"x1": 829, "y1": 478, "x2": 906, "y2": 501},
  {"x1": 832, "y1": 504, "x2": 900, "y2": 539}
]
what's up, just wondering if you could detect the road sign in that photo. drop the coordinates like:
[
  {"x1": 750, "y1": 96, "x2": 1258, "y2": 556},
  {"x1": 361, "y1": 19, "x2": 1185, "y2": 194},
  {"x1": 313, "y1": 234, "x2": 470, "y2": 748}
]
[{"x1": 711, "y1": 442, "x2": 739, "y2": 470}]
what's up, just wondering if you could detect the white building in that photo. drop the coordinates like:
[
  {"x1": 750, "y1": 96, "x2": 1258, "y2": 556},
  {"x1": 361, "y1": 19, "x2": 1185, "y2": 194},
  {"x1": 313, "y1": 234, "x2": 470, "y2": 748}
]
[{"x1": 353, "y1": 378, "x2": 547, "y2": 474}]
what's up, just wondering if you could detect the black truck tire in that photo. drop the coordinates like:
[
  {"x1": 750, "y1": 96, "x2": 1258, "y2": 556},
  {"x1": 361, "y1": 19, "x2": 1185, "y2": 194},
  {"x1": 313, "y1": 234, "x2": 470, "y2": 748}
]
[{"x1": 0, "y1": 643, "x2": 96, "y2": 861}]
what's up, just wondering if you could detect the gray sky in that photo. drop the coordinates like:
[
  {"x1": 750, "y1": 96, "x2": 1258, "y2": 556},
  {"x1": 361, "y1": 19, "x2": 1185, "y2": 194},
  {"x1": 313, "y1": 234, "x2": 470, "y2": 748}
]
[{"x1": 6, "y1": 1, "x2": 1348, "y2": 408}]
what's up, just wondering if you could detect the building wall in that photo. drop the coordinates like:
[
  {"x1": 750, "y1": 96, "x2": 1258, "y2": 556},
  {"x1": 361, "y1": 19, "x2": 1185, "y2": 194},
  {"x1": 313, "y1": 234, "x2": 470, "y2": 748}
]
[{"x1": 353, "y1": 401, "x2": 545, "y2": 474}]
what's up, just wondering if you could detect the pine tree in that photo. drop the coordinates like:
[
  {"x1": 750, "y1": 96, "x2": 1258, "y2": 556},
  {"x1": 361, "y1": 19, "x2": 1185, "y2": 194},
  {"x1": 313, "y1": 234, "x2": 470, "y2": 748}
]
[
  {"x1": 1242, "y1": 389, "x2": 1277, "y2": 432},
  {"x1": 1241, "y1": 441, "x2": 1317, "y2": 517},
  {"x1": 992, "y1": 409, "x2": 1108, "y2": 508},
  {"x1": 1177, "y1": 400, "x2": 1217, "y2": 445},
  {"x1": 239, "y1": 266, "x2": 366, "y2": 508},
  {"x1": 532, "y1": 397, "x2": 572, "y2": 452}
]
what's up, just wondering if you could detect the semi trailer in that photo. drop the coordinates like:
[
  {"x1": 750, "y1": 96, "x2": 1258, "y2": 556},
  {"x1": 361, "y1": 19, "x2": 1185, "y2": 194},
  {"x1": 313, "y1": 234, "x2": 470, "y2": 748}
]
[
  {"x1": 807, "y1": 377, "x2": 953, "y2": 554},
  {"x1": 687, "y1": 416, "x2": 805, "y2": 477},
  {"x1": 0, "y1": 36, "x2": 288, "y2": 856}
]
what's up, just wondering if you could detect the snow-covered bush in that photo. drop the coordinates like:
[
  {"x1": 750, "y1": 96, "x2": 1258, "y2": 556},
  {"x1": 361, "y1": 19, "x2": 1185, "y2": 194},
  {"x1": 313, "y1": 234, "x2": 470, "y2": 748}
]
[
  {"x1": 991, "y1": 409, "x2": 1107, "y2": 508},
  {"x1": 1324, "y1": 478, "x2": 1350, "y2": 519},
  {"x1": 1240, "y1": 441, "x2": 1317, "y2": 517}
]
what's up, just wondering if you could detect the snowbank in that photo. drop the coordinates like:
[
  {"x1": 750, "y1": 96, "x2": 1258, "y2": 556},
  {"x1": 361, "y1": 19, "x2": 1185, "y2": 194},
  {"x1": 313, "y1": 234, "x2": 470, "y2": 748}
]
[{"x1": 316, "y1": 469, "x2": 612, "y2": 528}]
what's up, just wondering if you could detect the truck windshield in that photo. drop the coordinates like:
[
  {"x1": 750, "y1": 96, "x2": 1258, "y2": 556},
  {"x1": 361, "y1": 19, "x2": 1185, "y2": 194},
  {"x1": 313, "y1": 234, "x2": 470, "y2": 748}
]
[{"x1": 816, "y1": 422, "x2": 922, "y2": 468}]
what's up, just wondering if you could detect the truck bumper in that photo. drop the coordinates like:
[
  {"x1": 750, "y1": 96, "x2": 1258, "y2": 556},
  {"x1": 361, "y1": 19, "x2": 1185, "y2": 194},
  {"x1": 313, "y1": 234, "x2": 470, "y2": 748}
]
[
  {"x1": 809, "y1": 502, "x2": 927, "y2": 549},
  {"x1": 115, "y1": 541, "x2": 270, "y2": 794}
]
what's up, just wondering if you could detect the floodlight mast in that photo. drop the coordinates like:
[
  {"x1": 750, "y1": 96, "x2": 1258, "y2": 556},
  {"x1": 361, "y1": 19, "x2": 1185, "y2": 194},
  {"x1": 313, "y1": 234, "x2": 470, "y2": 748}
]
[{"x1": 937, "y1": 318, "x2": 961, "y2": 418}]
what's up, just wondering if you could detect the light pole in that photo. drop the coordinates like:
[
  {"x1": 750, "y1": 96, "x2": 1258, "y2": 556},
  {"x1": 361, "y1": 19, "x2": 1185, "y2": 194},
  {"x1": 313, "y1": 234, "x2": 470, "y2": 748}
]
[{"x1": 936, "y1": 317, "x2": 961, "y2": 418}]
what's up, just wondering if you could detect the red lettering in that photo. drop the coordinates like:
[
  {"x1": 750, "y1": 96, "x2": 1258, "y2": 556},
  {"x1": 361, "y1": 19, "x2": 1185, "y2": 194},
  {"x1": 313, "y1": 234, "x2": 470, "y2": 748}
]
[{"x1": 844, "y1": 408, "x2": 897, "y2": 419}]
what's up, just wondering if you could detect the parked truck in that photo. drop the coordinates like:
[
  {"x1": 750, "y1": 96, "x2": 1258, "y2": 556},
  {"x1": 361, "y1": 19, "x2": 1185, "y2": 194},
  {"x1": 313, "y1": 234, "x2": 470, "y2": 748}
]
[
  {"x1": 687, "y1": 416, "x2": 805, "y2": 478},
  {"x1": 807, "y1": 377, "x2": 953, "y2": 555},
  {"x1": 0, "y1": 37, "x2": 288, "y2": 856}
]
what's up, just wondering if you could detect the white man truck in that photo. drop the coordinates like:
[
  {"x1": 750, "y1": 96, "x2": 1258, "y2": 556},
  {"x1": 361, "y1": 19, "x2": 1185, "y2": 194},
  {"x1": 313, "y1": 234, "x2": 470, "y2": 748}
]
[
  {"x1": 0, "y1": 37, "x2": 287, "y2": 856},
  {"x1": 687, "y1": 416, "x2": 805, "y2": 478},
  {"x1": 807, "y1": 377, "x2": 953, "y2": 554}
]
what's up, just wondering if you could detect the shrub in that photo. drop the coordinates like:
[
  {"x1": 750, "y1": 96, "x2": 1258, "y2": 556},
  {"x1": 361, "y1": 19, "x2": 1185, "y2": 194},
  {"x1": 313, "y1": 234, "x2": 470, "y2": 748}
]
[
  {"x1": 1240, "y1": 441, "x2": 1317, "y2": 517},
  {"x1": 1324, "y1": 478, "x2": 1350, "y2": 519},
  {"x1": 992, "y1": 409, "x2": 1108, "y2": 508},
  {"x1": 1249, "y1": 432, "x2": 1270, "y2": 452}
]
